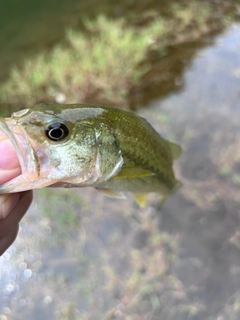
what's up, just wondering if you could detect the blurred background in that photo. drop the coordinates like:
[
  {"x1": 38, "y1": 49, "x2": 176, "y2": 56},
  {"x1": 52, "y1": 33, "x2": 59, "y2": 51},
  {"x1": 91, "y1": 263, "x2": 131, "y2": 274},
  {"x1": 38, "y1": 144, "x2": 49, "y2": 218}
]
[{"x1": 1, "y1": 0, "x2": 240, "y2": 319}]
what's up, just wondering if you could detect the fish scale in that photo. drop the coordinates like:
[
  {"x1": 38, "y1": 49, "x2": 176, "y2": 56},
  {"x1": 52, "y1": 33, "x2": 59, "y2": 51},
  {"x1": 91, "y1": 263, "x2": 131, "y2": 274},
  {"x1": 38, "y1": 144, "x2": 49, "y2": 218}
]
[{"x1": 95, "y1": 107, "x2": 177, "y2": 187}]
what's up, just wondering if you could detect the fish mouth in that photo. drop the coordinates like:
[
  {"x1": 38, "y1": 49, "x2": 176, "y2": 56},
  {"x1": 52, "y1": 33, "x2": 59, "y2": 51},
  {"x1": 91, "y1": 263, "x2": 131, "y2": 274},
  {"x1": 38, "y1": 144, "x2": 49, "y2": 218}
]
[{"x1": 0, "y1": 118, "x2": 39, "y2": 193}]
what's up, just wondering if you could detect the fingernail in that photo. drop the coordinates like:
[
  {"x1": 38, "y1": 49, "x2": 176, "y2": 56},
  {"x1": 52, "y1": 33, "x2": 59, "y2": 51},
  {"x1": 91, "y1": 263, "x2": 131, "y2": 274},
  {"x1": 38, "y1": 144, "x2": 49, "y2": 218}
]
[{"x1": 0, "y1": 193, "x2": 21, "y2": 219}]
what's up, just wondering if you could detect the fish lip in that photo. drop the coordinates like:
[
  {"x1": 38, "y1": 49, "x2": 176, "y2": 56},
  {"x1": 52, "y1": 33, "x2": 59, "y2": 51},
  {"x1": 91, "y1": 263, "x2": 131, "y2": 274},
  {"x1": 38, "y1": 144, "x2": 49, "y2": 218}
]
[
  {"x1": 0, "y1": 118, "x2": 39, "y2": 183},
  {"x1": 0, "y1": 118, "x2": 25, "y2": 170}
]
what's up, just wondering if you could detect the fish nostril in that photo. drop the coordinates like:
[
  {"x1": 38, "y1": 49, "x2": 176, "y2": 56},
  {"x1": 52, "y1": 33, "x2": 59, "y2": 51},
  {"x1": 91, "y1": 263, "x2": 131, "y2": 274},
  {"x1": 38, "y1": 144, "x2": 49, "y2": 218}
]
[{"x1": 29, "y1": 118, "x2": 36, "y2": 124}]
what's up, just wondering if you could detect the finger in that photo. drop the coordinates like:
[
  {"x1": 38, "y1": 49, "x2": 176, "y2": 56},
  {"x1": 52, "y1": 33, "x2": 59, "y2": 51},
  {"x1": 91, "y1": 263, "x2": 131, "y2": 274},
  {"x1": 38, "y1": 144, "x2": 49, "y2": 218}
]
[
  {"x1": 0, "y1": 191, "x2": 33, "y2": 238},
  {"x1": 0, "y1": 225, "x2": 19, "y2": 256},
  {"x1": 0, "y1": 193, "x2": 21, "y2": 219},
  {"x1": 0, "y1": 168, "x2": 22, "y2": 184},
  {"x1": 0, "y1": 139, "x2": 21, "y2": 184}
]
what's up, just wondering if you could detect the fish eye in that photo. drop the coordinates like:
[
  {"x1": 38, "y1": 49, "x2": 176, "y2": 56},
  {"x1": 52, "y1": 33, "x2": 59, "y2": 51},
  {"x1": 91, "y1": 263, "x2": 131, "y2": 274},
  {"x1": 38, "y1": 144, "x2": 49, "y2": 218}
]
[{"x1": 45, "y1": 122, "x2": 69, "y2": 141}]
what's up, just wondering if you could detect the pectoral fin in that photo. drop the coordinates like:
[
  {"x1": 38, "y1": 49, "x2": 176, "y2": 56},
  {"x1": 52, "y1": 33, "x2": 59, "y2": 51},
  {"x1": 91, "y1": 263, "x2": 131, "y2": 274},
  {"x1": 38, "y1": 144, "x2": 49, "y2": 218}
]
[
  {"x1": 114, "y1": 167, "x2": 154, "y2": 179},
  {"x1": 132, "y1": 193, "x2": 148, "y2": 207}
]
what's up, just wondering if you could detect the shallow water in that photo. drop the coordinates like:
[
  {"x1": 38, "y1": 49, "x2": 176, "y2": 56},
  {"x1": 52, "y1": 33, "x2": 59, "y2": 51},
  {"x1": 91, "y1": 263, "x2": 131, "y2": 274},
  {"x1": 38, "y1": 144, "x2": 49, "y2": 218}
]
[
  {"x1": 1, "y1": 22, "x2": 240, "y2": 319},
  {"x1": 153, "y1": 24, "x2": 240, "y2": 116}
]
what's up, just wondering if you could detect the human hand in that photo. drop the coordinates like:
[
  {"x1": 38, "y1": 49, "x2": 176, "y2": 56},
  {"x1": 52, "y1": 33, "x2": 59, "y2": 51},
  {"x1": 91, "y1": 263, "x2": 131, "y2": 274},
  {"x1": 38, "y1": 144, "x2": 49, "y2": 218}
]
[{"x1": 0, "y1": 140, "x2": 33, "y2": 255}]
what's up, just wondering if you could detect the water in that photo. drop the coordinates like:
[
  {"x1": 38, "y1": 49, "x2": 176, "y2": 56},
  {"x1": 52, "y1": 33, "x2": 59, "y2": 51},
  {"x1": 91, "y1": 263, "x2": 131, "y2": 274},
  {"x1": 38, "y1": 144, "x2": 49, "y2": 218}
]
[
  {"x1": 153, "y1": 24, "x2": 240, "y2": 117},
  {"x1": 140, "y1": 24, "x2": 240, "y2": 319},
  {"x1": 1, "y1": 8, "x2": 240, "y2": 320}
]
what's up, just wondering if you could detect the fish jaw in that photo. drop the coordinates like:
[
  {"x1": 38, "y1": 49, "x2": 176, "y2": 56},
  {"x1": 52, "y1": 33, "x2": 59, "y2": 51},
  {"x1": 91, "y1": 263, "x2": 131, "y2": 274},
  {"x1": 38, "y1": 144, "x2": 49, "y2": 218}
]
[{"x1": 0, "y1": 118, "x2": 40, "y2": 193}]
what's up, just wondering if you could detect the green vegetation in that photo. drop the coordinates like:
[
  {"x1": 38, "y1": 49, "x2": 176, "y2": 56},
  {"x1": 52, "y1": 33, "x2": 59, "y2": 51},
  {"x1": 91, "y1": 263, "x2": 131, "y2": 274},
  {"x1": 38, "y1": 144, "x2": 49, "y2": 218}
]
[
  {"x1": 0, "y1": 1, "x2": 234, "y2": 111},
  {"x1": 0, "y1": 15, "x2": 156, "y2": 108}
]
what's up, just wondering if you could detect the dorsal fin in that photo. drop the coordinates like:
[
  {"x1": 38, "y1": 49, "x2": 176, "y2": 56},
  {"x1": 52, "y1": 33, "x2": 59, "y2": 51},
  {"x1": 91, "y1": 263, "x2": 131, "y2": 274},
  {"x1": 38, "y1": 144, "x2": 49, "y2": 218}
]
[{"x1": 168, "y1": 141, "x2": 182, "y2": 160}]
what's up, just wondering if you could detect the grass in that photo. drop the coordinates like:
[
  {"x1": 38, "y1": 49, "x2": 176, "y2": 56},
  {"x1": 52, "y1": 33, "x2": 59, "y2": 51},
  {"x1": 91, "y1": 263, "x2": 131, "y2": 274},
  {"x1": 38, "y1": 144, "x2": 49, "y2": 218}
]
[
  {"x1": 0, "y1": 1, "x2": 233, "y2": 112},
  {"x1": 0, "y1": 15, "x2": 155, "y2": 108}
]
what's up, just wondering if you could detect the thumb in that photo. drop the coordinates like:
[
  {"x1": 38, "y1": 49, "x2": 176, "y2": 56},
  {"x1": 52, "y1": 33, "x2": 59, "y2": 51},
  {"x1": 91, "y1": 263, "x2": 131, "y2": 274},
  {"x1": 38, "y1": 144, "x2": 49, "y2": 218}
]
[{"x1": 0, "y1": 139, "x2": 21, "y2": 184}]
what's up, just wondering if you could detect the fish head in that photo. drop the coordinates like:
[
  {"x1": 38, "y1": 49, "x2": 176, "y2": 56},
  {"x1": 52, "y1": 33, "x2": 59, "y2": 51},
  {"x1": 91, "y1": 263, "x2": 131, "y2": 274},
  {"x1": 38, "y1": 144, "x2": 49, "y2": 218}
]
[{"x1": 0, "y1": 104, "x2": 123, "y2": 193}]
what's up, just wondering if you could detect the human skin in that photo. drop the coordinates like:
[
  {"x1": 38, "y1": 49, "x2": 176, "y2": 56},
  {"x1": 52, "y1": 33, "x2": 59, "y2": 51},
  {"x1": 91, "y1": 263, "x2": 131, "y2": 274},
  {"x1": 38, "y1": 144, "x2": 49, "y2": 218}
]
[{"x1": 0, "y1": 140, "x2": 33, "y2": 255}]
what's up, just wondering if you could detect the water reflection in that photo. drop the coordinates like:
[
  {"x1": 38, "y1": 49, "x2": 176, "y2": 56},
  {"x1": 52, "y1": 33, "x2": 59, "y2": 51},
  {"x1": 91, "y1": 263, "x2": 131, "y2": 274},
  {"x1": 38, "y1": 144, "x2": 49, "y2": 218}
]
[
  {"x1": 1, "y1": 23, "x2": 240, "y2": 320},
  {"x1": 153, "y1": 24, "x2": 240, "y2": 117}
]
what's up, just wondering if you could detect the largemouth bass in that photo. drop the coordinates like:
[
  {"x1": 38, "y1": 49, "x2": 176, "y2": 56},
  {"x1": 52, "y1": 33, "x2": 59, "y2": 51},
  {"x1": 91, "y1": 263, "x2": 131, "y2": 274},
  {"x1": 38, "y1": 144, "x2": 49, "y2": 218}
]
[{"x1": 0, "y1": 103, "x2": 181, "y2": 206}]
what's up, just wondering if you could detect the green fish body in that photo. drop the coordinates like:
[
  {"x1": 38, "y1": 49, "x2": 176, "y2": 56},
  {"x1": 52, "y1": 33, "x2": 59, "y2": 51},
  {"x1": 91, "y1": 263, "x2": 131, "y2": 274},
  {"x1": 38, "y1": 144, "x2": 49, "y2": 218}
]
[{"x1": 0, "y1": 104, "x2": 181, "y2": 205}]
